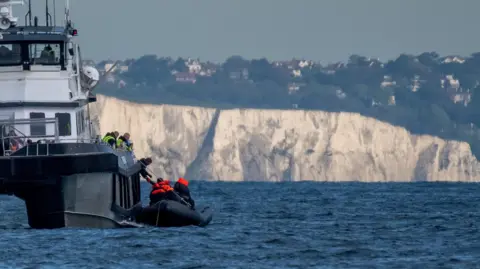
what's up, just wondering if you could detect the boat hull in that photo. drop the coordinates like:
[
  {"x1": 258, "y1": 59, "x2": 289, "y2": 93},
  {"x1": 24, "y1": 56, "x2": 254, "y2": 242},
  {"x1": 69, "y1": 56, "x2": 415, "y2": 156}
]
[
  {"x1": 135, "y1": 200, "x2": 213, "y2": 228},
  {"x1": 0, "y1": 143, "x2": 142, "y2": 229}
]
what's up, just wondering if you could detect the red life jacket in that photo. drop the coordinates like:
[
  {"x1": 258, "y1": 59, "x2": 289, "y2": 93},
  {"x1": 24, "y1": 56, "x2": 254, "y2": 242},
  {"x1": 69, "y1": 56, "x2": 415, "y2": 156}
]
[
  {"x1": 151, "y1": 180, "x2": 173, "y2": 195},
  {"x1": 177, "y1": 177, "x2": 189, "y2": 187}
]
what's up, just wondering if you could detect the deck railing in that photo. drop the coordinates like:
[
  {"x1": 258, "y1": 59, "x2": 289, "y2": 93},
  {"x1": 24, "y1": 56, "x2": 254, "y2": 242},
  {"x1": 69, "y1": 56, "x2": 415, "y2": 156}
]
[
  {"x1": 0, "y1": 118, "x2": 95, "y2": 156},
  {"x1": 0, "y1": 118, "x2": 135, "y2": 159}
]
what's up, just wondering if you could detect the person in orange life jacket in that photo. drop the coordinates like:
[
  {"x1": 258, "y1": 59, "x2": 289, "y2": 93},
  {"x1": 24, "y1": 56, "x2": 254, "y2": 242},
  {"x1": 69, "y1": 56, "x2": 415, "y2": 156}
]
[
  {"x1": 174, "y1": 178, "x2": 195, "y2": 210},
  {"x1": 149, "y1": 179, "x2": 185, "y2": 206},
  {"x1": 149, "y1": 179, "x2": 172, "y2": 205}
]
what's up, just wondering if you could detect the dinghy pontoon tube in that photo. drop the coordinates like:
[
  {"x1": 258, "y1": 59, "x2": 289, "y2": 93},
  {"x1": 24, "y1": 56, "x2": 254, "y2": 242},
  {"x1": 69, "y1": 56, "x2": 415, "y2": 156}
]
[{"x1": 135, "y1": 200, "x2": 213, "y2": 227}]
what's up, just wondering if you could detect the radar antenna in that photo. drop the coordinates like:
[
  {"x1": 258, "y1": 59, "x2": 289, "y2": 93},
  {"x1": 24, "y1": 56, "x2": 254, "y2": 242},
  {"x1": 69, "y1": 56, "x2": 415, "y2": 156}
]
[{"x1": 0, "y1": 0, "x2": 24, "y2": 30}]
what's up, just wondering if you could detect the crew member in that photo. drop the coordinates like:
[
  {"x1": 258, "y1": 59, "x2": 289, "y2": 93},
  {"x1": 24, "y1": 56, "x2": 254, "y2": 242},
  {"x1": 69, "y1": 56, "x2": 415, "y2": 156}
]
[
  {"x1": 174, "y1": 178, "x2": 195, "y2": 210},
  {"x1": 102, "y1": 131, "x2": 119, "y2": 148},
  {"x1": 116, "y1": 133, "x2": 130, "y2": 150},
  {"x1": 125, "y1": 140, "x2": 134, "y2": 152},
  {"x1": 40, "y1": 45, "x2": 55, "y2": 63},
  {"x1": 138, "y1": 157, "x2": 153, "y2": 180}
]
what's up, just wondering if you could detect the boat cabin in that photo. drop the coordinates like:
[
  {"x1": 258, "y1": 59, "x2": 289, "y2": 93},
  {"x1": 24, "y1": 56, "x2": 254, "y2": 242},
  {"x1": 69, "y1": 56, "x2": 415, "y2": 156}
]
[{"x1": 0, "y1": 25, "x2": 93, "y2": 152}]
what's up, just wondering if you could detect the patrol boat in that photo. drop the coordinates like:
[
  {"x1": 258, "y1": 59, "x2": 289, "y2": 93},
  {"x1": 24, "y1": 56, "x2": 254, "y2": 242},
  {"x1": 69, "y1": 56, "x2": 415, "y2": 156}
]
[{"x1": 0, "y1": 0, "x2": 143, "y2": 228}]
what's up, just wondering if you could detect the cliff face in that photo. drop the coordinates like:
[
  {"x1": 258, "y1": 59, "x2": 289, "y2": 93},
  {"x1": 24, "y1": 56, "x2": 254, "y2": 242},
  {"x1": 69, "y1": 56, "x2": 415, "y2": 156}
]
[{"x1": 90, "y1": 95, "x2": 480, "y2": 182}]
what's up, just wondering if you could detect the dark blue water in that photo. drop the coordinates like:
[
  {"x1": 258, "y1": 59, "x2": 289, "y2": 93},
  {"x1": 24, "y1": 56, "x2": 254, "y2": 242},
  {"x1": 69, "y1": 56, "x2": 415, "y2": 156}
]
[{"x1": 0, "y1": 182, "x2": 479, "y2": 269}]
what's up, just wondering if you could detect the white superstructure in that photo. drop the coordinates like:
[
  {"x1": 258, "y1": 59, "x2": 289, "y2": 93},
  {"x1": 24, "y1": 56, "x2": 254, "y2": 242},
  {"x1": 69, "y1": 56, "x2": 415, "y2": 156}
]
[{"x1": 0, "y1": 0, "x2": 100, "y2": 147}]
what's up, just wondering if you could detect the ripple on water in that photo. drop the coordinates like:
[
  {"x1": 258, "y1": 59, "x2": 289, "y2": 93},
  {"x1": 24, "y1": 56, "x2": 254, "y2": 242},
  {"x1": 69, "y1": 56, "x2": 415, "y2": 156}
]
[{"x1": 0, "y1": 182, "x2": 479, "y2": 268}]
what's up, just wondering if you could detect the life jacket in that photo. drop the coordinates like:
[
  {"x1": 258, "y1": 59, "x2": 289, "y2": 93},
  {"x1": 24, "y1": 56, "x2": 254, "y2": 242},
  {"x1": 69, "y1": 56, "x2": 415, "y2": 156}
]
[
  {"x1": 116, "y1": 136, "x2": 128, "y2": 149},
  {"x1": 151, "y1": 180, "x2": 173, "y2": 195},
  {"x1": 102, "y1": 133, "x2": 115, "y2": 145},
  {"x1": 125, "y1": 140, "x2": 133, "y2": 152},
  {"x1": 177, "y1": 177, "x2": 189, "y2": 187}
]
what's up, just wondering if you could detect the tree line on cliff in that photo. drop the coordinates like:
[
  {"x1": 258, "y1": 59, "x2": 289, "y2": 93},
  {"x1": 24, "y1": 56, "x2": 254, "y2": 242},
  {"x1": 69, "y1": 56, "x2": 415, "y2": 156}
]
[{"x1": 96, "y1": 52, "x2": 480, "y2": 158}]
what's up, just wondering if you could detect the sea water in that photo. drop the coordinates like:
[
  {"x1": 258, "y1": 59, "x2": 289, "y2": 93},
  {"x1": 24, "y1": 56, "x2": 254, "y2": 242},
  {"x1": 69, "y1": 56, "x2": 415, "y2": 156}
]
[{"x1": 0, "y1": 181, "x2": 479, "y2": 269}]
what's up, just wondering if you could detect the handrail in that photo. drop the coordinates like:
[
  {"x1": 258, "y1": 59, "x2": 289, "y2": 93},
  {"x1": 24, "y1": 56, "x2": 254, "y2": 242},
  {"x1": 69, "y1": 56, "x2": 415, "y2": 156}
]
[
  {"x1": 2, "y1": 135, "x2": 136, "y2": 157},
  {"x1": 0, "y1": 118, "x2": 136, "y2": 158},
  {"x1": 1, "y1": 117, "x2": 60, "y2": 156}
]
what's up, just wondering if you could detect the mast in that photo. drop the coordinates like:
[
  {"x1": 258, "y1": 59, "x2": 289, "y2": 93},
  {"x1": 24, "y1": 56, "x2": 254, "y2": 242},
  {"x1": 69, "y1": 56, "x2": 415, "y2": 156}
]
[
  {"x1": 25, "y1": 0, "x2": 31, "y2": 26},
  {"x1": 53, "y1": 0, "x2": 56, "y2": 27},
  {"x1": 64, "y1": 0, "x2": 70, "y2": 27},
  {"x1": 45, "y1": 0, "x2": 48, "y2": 26},
  {"x1": 44, "y1": 0, "x2": 52, "y2": 27}
]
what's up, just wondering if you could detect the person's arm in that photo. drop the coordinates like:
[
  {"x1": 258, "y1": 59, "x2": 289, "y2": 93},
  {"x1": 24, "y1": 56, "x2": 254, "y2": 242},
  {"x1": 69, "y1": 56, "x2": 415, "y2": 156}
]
[
  {"x1": 144, "y1": 176, "x2": 155, "y2": 185},
  {"x1": 139, "y1": 169, "x2": 152, "y2": 180}
]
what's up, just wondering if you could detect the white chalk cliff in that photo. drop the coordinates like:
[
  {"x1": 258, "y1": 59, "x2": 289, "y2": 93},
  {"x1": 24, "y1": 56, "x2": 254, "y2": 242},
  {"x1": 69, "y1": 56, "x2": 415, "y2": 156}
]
[{"x1": 90, "y1": 95, "x2": 480, "y2": 182}]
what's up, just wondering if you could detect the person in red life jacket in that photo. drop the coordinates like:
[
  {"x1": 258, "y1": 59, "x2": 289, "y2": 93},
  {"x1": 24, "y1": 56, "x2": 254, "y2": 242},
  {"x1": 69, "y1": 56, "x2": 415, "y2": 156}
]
[
  {"x1": 149, "y1": 179, "x2": 175, "y2": 206},
  {"x1": 148, "y1": 179, "x2": 187, "y2": 206},
  {"x1": 174, "y1": 177, "x2": 195, "y2": 210}
]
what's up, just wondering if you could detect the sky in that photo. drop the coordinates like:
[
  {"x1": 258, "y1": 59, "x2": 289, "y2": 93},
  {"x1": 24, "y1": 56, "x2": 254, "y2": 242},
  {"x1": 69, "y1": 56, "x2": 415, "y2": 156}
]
[{"x1": 14, "y1": 0, "x2": 480, "y2": 63}]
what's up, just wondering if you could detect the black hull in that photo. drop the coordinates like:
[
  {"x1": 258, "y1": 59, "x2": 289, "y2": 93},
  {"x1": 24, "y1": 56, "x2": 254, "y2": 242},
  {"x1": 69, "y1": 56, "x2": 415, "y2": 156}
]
[
  {"x1": 0, "y1": 143, "x2": 143, "y2": 229},
  {"x1": 135, "y1": 200, "x2": 213, "y2": 228}
]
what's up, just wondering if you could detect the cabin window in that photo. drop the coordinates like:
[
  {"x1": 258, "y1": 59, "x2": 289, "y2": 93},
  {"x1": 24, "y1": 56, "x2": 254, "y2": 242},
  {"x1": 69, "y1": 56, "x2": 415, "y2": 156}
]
[
  {"x1": 0, "y1": 43, "x2": 22, "y2": 66},
  {"x1": 30, "y1": 112, "x2": 46, "y2": 136},
  {"x1": 55, "y1": 113, "x2": 71, "y2": 136},
  {"x1": 29, "y1": 43, "x2": 61, "y2": 65}
]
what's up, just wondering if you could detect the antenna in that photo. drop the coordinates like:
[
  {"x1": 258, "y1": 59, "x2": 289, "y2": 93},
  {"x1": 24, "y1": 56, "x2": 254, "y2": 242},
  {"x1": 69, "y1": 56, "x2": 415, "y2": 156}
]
[
  {"x1": 24, "y1": 0, "x2": 31, "y2": 26},
  {"x1": 64, "y1": 0, "x2": 70, "y2": 26},
  {"x1": 53, "y1": 0, "x2": 56, "y2": 27},
  {"x1": 44, "y1": 0, "x2": 52, "y2": 27}
]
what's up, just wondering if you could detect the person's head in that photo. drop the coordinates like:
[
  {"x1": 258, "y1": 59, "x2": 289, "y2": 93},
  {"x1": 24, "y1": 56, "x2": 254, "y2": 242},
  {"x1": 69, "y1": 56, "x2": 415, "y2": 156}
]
[
  {"x1": 123, "y1": 132, "x2": 130, "y2": 140},
  {"x1": 144, "y1": 157, "x2": 152, "y2": 165},
  {"x1": 113, "y1": 131, "x2": 119, "y2": 138}
]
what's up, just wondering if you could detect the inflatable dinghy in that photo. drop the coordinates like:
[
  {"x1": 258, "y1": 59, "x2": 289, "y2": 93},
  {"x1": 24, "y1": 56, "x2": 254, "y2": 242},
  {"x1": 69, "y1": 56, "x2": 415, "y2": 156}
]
[{"x1": 135, "y1": 200, "x2": 213, "y2": 227}]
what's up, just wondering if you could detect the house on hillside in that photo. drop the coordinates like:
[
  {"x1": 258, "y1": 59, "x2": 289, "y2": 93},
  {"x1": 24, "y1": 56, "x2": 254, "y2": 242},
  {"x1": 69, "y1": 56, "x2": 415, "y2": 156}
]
[
  {"x1": 186, "y1": 58, "x2": 202, "y2": 74},
  {"x1": 118, "y1": 65, "x2": 129, "y2": 73},
  {"x1": 292, "y1": 70, "x2": 302, "y2": 77},
  {"x1": 451, "y1": 92, "x2": 471, "y2": 106},
  {"x1": 298, "y1": 60, "x2": 313, "y2": 68},
  {"x1": 381, "y1": 75, "x2": 396, "y2": 89},
  {"x1": 104, "y1": 63, "x2": 117, "y2": 73},
  {"x1": 287, "y1": 82, "x2": 306, "y2": 94},
  {"x1": 410, "y1": 75, "x2": 424, "y2": 92},
  {"x1": 442, "y1": 56, "x2": 465, "y2": 64},
  {"x1": 175, "y1": 72, "x2": 197, "y2": 84},
  {"x1": 388, "y1": 95, "x2": 396, "y2": 106}
]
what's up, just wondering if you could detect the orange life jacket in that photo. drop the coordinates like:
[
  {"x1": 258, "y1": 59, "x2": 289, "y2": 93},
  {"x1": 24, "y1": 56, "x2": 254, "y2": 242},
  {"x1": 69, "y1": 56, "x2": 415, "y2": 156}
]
[
  {"x1": 151, "y1": 180, "x2": 173, "y2": 195},
  {"x1": 177, "y1": 177, "x2": 189, "y2": 187}
]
